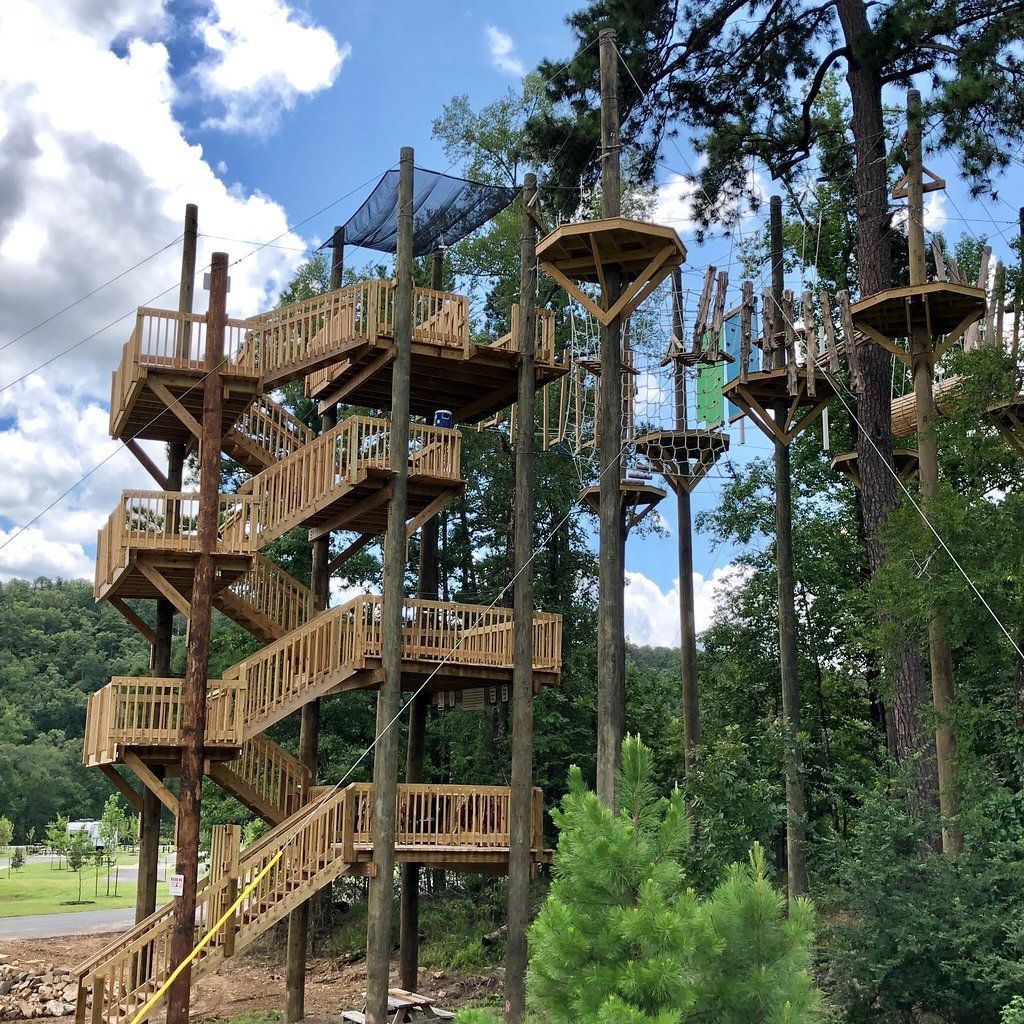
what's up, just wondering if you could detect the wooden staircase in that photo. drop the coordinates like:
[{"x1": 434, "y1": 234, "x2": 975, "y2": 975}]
[{"x1": 74, "y1": 784, "x2": 548, "y2": 1024}]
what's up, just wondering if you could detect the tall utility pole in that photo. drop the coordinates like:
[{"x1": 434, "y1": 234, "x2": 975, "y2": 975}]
[
  {"x1": 165, "y1": 250, "x2": 228, "y2": 1024},
  {"x1": 284, "y1": 224, "x2": 345, "y2": 1022},
  {"x1": 905, "y1": 90, "x2": 962, "y2": 856},
  {"x1": 398, "y1": 246, "x2": 444, "y2": 992},
  {"x1": 365, "y1": 147, "x2": 415, "y2": 1024},
  {"x1": 595, "y1": 25, "x2": 625, "y2": 807},
  {"x1": 505, "y1": 173, "x2": 538, "y2": 1024},
  {"x1": 137, "y1": 203, "x2": 197, "y2": 925},
  {"x1": 769, "y1": 197, "x2": 808, "y2": 900},
  {"x1": 673, "y1": 270, "x2": 700, "y2": 773}
]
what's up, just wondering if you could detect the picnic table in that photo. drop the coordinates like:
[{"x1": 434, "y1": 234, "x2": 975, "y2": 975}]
[{"x1": 342, "y1": 987, "x2": 455, "y2": 1023}]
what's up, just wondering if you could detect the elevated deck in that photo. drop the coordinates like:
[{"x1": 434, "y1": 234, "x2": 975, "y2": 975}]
[
  {"x1": 109, "y1": 308, "x2": 262, "y2": 445},
  {"x1": 306, "y1": 285, "x2": 565, "y2": 422},
  {"x1": 83, "y1": 596, "x2": 562, "y2": 766}
]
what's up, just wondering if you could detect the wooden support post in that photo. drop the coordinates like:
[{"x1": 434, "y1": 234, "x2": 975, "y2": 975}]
[
  {"x1": 906, "y1": 90, "x2": 962, "y2": 856},
  {"x1": 138, "y1": 203, "x2": 196, "y2": 927},
  {"x1": 595, "y1": 25, "x2": 625, "y2": 808},
  {"x1": 399, "y1": 248, "x2": 444, "y2": 992},
  {"x1": 505, "y1": 173, "x2": 538, "y2": 1024},
  {"x1": 165, "y1": 250, "x2": 227, "y2": 1024},
  {"x1": 672, "y1": 278, "x2": 700, "y2": 777},
  {"x1": 769, "y1": 196, "x2": 808, "y2": 901},
  {"x1": 365, "y1": 147, "x2": 415, "y2": 1024},
  {"x1": 284, "y1": 222, "x2": 341, "y2": 1013}
]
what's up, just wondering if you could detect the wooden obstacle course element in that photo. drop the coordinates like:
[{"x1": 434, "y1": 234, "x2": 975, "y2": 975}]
[
  {"x1": 986, "y1": 395, "x2": 1024, "y2": 456},
  {"x1": 633, "y1": 429, "x2": 730, "y2": 494},
  {"x1": 722, "y1": 367, "x2": 835, "y2": 445},
  {"x1": 579, "y1": 479, "x2": 667, "y2": 532},
  {"x1": 223, "y1": 395, "x2": 315, "y2": 477},
  {"x1": 850, "y1": 282, "x2": 986, "y2": 364},
  {"x1": 536, "y1": 217, "x2": 686, "y2": 326},
  {"x1": 830, "y1": 448, "x2": 920, "y2": 487},
  {"x1": 890, "y1": 376, "x2": 963, "y2": 438}
]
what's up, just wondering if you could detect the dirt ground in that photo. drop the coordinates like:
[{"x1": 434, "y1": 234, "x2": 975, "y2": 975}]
[{"x1": 0, "y1": 932, "x2": 501, "y2": 1023}]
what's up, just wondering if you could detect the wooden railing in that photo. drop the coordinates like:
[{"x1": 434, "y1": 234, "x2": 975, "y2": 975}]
[
  {"x1": 305, "y1": 280, "x2": 470, "y2": 397},
  {"x1": 223, "y1": 735, "x2": 310, "y2": 819},
  {"x1": 491, "y1": 305, "x2": 557, "y2": 363},
  {"x1": 75, "y1": 782, "x2": 542, "y2": 1024},
  {"x1": 95, "y1": 491, "x2": 259, "y2": 597},
  {"x1": 236, "y1": 596, "x2": 562, "y2": 736},
  {"x1": 224, "y1": 554, "x2": 316, "y2": 637},
  {"x1": 233, "y1": 395, "x2": 314, "y2": 462},
  {"x1": 246, "y1": 415, "x2": 461, "y2": 546},
  {"x1": 110, "y1": 308, "x2": 256, "y2": 430},
  {"x1": 83, "y1": 678, "x2": 246, "y2": 764}
]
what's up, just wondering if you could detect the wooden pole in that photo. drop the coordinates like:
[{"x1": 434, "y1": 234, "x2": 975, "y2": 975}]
[
  {"x1": 905, "y1": 90, "x2": 962, "y2": 856},
  {"x1": 595, "y1": 25, "x2": 625, "y2": 808},
  {"x1": 398, "y1": 248, "x2": 443, "y2": 991},
  {"x1": 284, "y1": 227, "x2": 343, "y2": 1021},
  {"x1": 165, "y1": 250, "x2": 227, "y2": 1024},
  {"x1": 137, "y1": 204, "x2": 196, "y2": 927},
  {"x1": 365, "y1": 147, "x2": 414, "y2": 1024},
  {"x1": 769, "y1": 196, "x2": 808, "y2": 901},
  {"x1": 505, "y1": 172, "x2": 538, "y2": 1024},
  {"x1": 672, "y1": 271, "x2": 700, "y2": 773}
]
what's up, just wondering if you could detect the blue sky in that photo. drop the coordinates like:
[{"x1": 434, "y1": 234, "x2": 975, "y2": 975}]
[{"x1": 0, "y1": 0, "x2": 1021, "y2": 645}]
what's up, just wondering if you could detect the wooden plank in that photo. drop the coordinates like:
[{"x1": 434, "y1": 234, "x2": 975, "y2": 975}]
[
  {"x1": 126, "y1": 440, "x2": 169, "y2": 489},
  {"x1": 124, "y1": 751, "x2": 179, "y2": 818},
  {"x1": 99, "y1": 765, "x2": 144, "y2": 812},
  {"x1": 136, "y1": 561, "x2": 192, "y2": 618},
  {"x1": 329, "y1": 533, "x2": 374, "y2": 574},
  {"x1": 147, "y1": 378, "x2": 204, "y2": 441},
  {"x1": 308, "y1": 486, "x2": 393, "y2": 540},
  {"x1": 108, "y1": 596, "x2": 156, "y2": 645}
]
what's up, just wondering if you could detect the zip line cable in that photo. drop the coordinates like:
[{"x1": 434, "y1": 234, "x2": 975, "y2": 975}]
[{"x1": 0, "y1": 233, "x2": 184, "y2": 357}]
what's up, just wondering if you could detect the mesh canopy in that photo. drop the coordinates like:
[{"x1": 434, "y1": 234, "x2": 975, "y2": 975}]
[{"x1": 339, "y1": 167, "x2": 518, "y2": 257}]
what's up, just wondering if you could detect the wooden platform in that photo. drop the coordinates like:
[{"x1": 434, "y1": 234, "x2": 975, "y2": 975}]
[
  {"x1": 537, "y1": 217, "x2": 686, "y2": 326},
  {"x1": 633, "y1": 429, "x2": 729, "y2": 493},
  {"x1": 986, "y1": 396, "x2": 1024, "y2": 457},
  {"x1": 851, "y1": 282, "x2": 986, "y2": 363},
  {"x1": 308, "y1": 337, "x2": 565, "y2": 423},
  {"x1": 579, "y1": 480, "x2": 667, "y2": 531},
  {"x1": 722, "y1": 367, "x2": 834, "y2": 445},
  {"x1": 830, "y1": 448, "x2": 919, "y2": 487},
  {"x1": 109, "y1": 308, "x2": 262, "y2": 445}
]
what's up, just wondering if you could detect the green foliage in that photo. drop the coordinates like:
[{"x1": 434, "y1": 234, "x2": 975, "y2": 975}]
[
  {"x1": 0, "y1": 815, "x2": 12, "y2": 850},
  {"x1": 527, "y1": 737, "x2": 820, "y2": 1023},
  {"x1": 1003, "y1": 998, "x2": 1024, "y2": 1024},
  {"x1": 65, "y1": 827, "x2": 93, "y2": 904},
  {"x1": 821, "y1": 779, "x2": 1024, "y2": 1023},
  {"x1": 11, "y1": 847, "x2": 25, "y2": 870}
]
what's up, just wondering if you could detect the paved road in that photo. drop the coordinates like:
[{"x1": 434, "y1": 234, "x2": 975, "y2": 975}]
[{"x1": 0, "y1": 908, "x2": 135, "y2": 940}]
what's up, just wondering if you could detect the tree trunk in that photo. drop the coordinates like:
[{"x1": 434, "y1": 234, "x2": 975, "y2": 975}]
[{"x1": 836, "y1": 0, "x2": 938, "y2": 814}]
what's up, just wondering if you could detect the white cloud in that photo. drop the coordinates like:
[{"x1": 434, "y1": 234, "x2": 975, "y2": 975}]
[
  {"x1": 485, "y1": 26, "x2": 524, "y2": 76},
  {"x1": 623, "y1": 567, "x2": 737, "y2": 647},
  {"x1": 195, "y1": 0, "x2": 348, "y2": 134},
  {"x1": 0, "y1": 2, "x2": 315, "y2": 575},
  {"x1": 652, "y1": 166, "x2": 769, "y2": 231},
  {"x1": 0, "y1": 526, "x2": 93, "y2": 583}
]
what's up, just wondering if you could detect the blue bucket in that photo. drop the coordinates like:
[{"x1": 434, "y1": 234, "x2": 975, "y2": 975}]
[{"x1": 433, "y1": 409, "x2": 453, "y2": 429}]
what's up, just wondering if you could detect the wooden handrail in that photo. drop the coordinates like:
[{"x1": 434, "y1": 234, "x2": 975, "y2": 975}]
[
  {"x1": 490, "y1": 305, "x2": 556, "y2": 363},
  {"x1": 224, "y1": 554, "x2": 316, "y2": 637}
]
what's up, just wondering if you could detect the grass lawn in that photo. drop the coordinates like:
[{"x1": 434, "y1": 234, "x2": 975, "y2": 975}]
[{"x1": 0, "y1": 856, "x2": 170, "y2": 918}]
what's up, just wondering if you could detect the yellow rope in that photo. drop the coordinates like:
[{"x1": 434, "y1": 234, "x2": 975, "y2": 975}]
[{"x1": 127, "y1": 850, "x2": 284, "y2": 1024}]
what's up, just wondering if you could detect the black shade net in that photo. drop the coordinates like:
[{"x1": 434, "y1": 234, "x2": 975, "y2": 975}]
[{"x1": 333, "y1": 167, "x2": 518, "y2": 257}]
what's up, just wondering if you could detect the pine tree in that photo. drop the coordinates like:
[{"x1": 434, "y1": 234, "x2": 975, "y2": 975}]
[{"x1": 694, "y1": 845, "x2": 819, "y2": 1023}]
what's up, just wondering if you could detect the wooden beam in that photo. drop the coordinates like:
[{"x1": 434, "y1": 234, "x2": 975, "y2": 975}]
[
  {"x1": 317, "y1": 348, "x2": 395, "y2": 414},
  {"x1": 853, "y1": 320, "x2": 913, "y2": 367},
  {"x1": 124, "y1": 751, "x2": 179, "y2": 818},
  {"x1": 136, "y1": 561, "x2": 192, "y2": 618},
  {"x1": 147, "y1": 379, "x2": 204, "y2": 440},
  {"x1": 99, "y1": 765, "x2": 144, "y2": 813},
  {"x1": 454, "y1": 381, "x2": 518, "y2": 424},
  {"x1": 329, "y1": 532, "x2": 374, "y2": 574},
  {"x1": 126, "y1": 440, "x2": 169, "y2": 489},
  {"x1": 108, "y1": 596, "x2": 156, "y2": 645},
  {"x1": 404, "y1": 490, "x2": 458, "y2": 537},
  {"x1": 308, "y1": 486, "x2": 393, "y2": 541}
]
